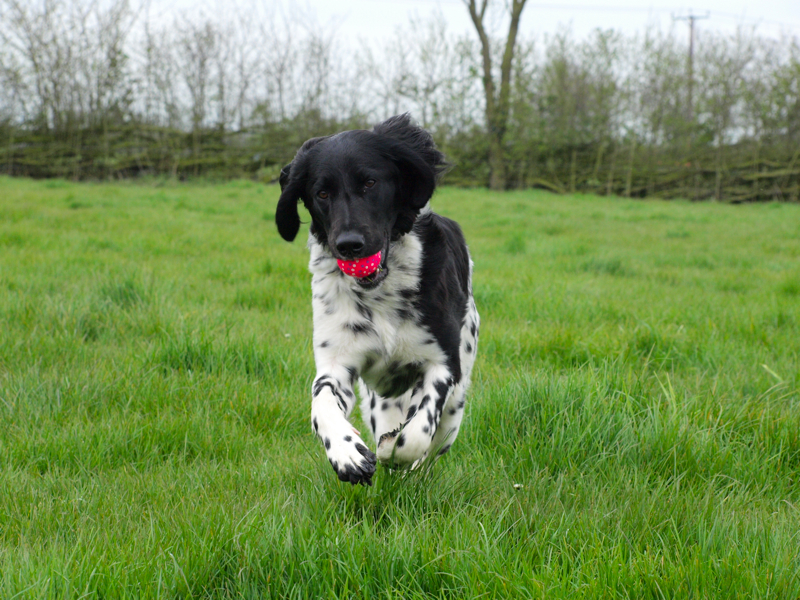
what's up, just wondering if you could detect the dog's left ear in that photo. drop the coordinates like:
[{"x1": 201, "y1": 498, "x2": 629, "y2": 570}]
[
  {"x1": 374, "y1": 114, "x2": 447, "y2": 210},
  {"x1": 393, "y1": 146, "x2": 437, "y2": 210}
]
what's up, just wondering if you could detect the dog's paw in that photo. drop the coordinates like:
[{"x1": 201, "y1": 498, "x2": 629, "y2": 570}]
[
  {"x1": 376, "y1": 427, "x2": 429, "y2": 466},
  {"x1": 326, "y1": 435, "x2": 377, "y2": 485}
]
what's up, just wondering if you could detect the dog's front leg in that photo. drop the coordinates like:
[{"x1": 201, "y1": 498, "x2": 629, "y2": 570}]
[{"x1": 311, "y1": 366, "x2": 377, "y2": 485}]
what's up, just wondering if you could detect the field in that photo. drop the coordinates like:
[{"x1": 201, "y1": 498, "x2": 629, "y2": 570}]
[{"x1": 1, "y1": 175, "x2": 799, "y2": 598}]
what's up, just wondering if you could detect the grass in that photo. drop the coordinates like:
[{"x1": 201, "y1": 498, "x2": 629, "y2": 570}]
[{"x1": 1, "y1": 175, "x2": 799, "y2": 598}]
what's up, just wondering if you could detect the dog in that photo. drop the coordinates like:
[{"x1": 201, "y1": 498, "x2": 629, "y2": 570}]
[{"x1": 275, "y1": 114, "x2": 479, "y2": 485}]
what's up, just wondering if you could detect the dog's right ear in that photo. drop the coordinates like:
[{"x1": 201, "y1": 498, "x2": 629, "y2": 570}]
[
  {"x1": 276, "y1": 162, "x2": 302, "y2": 241},
  {"x1": 279, "y1": 163, "x2": 292, "y2": 191},
  {"x1": 275, "y1": 136, "x2": 329, "y2": 242}
]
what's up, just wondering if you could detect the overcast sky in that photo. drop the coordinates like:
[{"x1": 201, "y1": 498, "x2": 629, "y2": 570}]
[{"x1": 150, "y1": 0, "x2": 800, "y2": 42}]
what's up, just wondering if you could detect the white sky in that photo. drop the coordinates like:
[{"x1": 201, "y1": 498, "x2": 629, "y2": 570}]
[{"x1": 149, "y1": 0, "x2": 800, "y2": 42}]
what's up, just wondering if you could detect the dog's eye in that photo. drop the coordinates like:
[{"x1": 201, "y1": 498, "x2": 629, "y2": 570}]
[
  {"x1": 364, "y1": 179, "x2": 375, "y2": 189},
  {"x1": 318, "y1": 191, "x2": 329, "y2": 200}
]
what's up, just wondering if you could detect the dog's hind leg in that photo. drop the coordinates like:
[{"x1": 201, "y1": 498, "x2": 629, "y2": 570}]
[
  {"x1": 358, "y1": 382, "x2": 410, "y2": 445},
  {"x1": 425, "y1": 297, "x2": 479, "y2": 460},
  {"x1": 429, "y1": 304, "x2": 478, "y2": 459},
  {"x1": 428, "y1": 383, "x2": 468, "y2": 459},
  {"x1": 376, "y1": 365, "x2": 453, "y2": 466}
]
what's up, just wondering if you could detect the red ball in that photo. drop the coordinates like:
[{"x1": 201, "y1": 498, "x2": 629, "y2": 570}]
[{"x1": 337, "y1": 251, "x2": 382, "y2": 279}]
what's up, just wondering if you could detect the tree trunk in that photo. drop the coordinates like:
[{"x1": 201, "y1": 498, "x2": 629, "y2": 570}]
[
  {"x1": 464, "y1": 0, "x2": 527, "y2": 191},
  {"x1": 488, "y1": 135, "x2": 506, "y2": 190}
]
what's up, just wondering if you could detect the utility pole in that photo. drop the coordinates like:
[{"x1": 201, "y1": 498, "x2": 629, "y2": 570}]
[{"x1": 674, "y1": 10, "x2": 709, "y2": 122}]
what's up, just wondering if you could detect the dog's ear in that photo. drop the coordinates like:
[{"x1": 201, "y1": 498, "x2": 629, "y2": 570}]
[
  {"x1": 393, "y1": 145, "x2": 437, "y2": 210},
  {"x1": 279, "y1": 163, "x2": 292, "y2": 191},
  {"x1": 374, "y1": 114, "x2": 447, "y2": 210},
  {"x1": 275, "y1": 162, "x2": 302, "y2": 241},
  {"x1": 275, "y1": 136, "x2": 328, "y2": 242}
]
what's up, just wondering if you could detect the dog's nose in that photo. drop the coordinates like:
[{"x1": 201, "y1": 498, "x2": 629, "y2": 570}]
[{"x1": 335, "y1": 232, "x2": 366, "y2": 258}]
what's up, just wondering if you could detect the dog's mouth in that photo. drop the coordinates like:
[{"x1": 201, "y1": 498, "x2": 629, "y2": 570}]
[
  {"x1": 354, "y1": 244, "x2": 389, "y2": 289},
  {"x1": 355, "y1": 263, "x2": 388, "y2": 289},
  {"x1": 334, "y1": 238, "x2": 390, "y2": 290}
]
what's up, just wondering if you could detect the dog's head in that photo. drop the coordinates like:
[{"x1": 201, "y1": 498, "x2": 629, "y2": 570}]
[{"x1": 275, "y1": 114, "x2": 446, "y2": 287}]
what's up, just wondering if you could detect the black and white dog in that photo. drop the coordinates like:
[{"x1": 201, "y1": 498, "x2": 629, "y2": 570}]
[{"x1": 275, "y1": 114, "x2": 479, "y2": 485}]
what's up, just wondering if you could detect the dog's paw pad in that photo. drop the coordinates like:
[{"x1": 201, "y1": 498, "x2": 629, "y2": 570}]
[
  {"x1": 378, "y1": 428, "x2": 401, "y2": 448},
  {"x1": 377, "y1": 428, "x2": 405, "y2": 465}
]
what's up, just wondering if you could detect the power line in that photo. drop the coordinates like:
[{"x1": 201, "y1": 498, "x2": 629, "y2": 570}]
[{"x1": 377, "y1": 0, "x2": 800, "y2": 31}]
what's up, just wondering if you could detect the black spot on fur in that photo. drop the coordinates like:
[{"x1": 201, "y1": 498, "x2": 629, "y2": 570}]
[
  {"x1": 465, "y1": 342, "x2": 472, "y2": 354},
  {"x1": 397, "y1": 308, "x2": 414, "y2": 321},
  {"x1": 437, "y1": 444, "x2": 452, "y2": 457},
  {"x1": 347, "y1": 322, "x2": 373, "y2": 335},
  {"x1": 313, "y1": 380, "x2": 340, "y2": 401},
  {"x1": 406, "y1": 405, "x2": 417, "y2": 419},
  {"x1": 356, "y1": 443, "x2": 372, "y2": 458},
  {"x1": 344, "y1": 435, "x2": 352, "y2": 442},
  {"x1": 434, "y1": 380, "x2": 450, "y2": 410},
  {"x1": 422, "y1": 425, "x2": 429, "y2": 434},
  {"x1": 396, "y1": 433, "x2": 405, "y2": 447},
  {"x1": 355, "y1": 302, "x2": 373, "y2": 320},
  {"x1": 399, "y1": 288, "x2": 417, "y2": 300},
  {"x1": 381, "y1": 402, "x2": 389, "y2": 411},
  {"x1": 419, "y1": 395, "x2": 431, "y2": 409},
  {"x1": 324, "y1": 437, "x2": 331, "y2": 450},
  {"x1": 319, "y1": 340, "x2": 330, "y2": 348},
  {"x1": 370, "y1": 415, "x2": 376, "y2": 434},
  {"x1": 449, "y1": 408, "x2": 457, "y2": 415},
  {"x1": 373, "y1": 362, "x2": 424, "y2": 398},
  {"x1": 313, "y1": 418, "x2": 318, "y2": 431}
]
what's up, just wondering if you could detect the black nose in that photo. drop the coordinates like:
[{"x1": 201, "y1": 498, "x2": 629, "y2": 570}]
[{"x1": 335, "y1": 232, "x2": 366, "y2": 258}]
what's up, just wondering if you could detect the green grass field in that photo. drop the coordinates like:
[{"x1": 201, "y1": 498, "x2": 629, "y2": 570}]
[{"x1": 1, "y1": 175, "x2": 799, "y2": 598}]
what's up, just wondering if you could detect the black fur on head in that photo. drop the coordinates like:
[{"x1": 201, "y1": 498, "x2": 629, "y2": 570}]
[{"x1": 275, "y1": 114, "x2": 447, "y2": 246}]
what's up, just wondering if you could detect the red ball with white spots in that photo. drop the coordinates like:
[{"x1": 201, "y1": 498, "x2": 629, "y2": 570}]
[{"x1": 337, "y1": 251, "x2": 382, "y2": 279}]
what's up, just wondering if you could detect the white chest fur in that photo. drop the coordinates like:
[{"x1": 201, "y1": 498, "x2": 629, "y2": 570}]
[{"x1": 307, "y1": 231, "x2": 446, "y2": 395}]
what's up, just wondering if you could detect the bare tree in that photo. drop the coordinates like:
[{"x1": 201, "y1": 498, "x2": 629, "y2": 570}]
[{"x1": 463, "y1": 0, "x2": 528, "y2": 190}]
